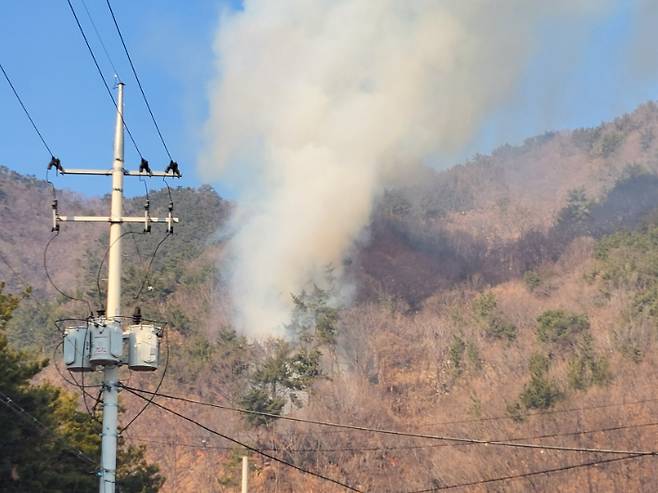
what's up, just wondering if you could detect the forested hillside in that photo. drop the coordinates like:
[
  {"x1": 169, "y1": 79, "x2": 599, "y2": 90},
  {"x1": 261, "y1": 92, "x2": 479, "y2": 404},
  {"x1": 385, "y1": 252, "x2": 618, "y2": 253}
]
[{"x1": 2, "y1": 102, "x2": 658, "y2": 491}]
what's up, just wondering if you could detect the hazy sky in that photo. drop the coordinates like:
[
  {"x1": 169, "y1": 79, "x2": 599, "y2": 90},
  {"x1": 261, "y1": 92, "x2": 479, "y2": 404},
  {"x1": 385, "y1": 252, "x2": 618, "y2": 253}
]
[{"x1": 1, "y1": 1, "x2": 657, "y2": 198}]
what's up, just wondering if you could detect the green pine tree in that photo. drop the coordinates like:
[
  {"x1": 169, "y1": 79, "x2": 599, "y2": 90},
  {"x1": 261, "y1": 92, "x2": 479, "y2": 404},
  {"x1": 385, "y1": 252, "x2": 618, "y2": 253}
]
[{"x1": 0, "y1": 282, "x2": 164, "y2": 492}]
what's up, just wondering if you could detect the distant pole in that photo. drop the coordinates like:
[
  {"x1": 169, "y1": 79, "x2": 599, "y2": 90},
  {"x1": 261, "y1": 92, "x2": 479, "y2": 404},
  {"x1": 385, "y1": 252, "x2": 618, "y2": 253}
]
[
  {"x1": 241, "y1": 455, "x2": 249, "y2": 493},
  {"x1": 99, "y1": 81, "x2": 125, "y2": 493}
]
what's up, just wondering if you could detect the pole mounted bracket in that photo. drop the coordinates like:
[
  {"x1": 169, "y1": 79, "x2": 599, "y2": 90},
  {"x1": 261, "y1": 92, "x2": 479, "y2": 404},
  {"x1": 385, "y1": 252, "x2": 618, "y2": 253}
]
[
  {"x1": 50, "y1": 166, "x2": 180, "y2": 232},
  {"x1": 59, "y1": 167, "x2": 182, "y2": 178}
]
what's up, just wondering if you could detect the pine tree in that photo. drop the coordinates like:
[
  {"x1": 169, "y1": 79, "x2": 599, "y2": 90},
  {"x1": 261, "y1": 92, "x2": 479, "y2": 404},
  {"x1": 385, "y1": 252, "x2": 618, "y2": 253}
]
[{"x1": 0, "y1": 283, "x2": 164, "y2": 492}]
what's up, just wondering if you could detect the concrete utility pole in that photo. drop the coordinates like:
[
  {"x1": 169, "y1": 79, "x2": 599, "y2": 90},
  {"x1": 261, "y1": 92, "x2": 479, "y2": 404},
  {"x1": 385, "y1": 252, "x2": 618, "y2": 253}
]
[
  {"x1": 99, "y1": 80, "x2": 125, "y2": 493},
  {"x1": 241, "y1": 455, "x2": 249, "y2": 493},
  {"x1": 55, "y1": 82, "x2": 181, "y2": 493}
]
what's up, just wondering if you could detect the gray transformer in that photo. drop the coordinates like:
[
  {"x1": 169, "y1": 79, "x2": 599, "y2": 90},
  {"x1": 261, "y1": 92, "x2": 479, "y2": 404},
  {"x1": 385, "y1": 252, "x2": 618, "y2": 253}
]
[
  {"x1": 127, "y1": 324, "x2": 160, "y2": 371},
  {"x1": 89, "y1": 322, "x2": 124, "y2": 366},
  {"x1": 63, "y1": 326, "x2": 92, "y2": 372}
]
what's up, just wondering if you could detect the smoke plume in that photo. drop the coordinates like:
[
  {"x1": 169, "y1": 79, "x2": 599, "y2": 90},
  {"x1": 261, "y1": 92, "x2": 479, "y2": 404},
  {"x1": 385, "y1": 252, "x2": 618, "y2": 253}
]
[{"x1": 200, "y1": 0, "x2": 610, "y2": 338}]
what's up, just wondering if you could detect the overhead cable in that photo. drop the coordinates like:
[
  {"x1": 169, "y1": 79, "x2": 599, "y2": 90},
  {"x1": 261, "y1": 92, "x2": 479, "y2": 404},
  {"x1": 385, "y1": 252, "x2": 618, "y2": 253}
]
[
  {"x1": 120, "y1": 328, "x2": 170, "y2": 433},
  {"x1": 80, "y1": 0, "x2": 121, "y2": 79},
  {"x1": 0, "y1": 389, "x2": 97, "y2": 466},
  {"x1": 417, "y1": 395, "x2": 658, "y2": 429},
  {"x1": 405, "y1": 453, "x2": 652, "y2": 492},
  {"x1": 44, "y1": 232, "x2": 93, "y2": 315},
  {"x1": 95, "y1": 230, "x2": 145, "y2": 309},
  {"x1": 123, "y1": 386, "x2": 363, "y2": 492},
  {"x1": 0, "y1": 62, "x2": 56, "y2": 158},
  {"x1": 65, "y1": 0, "x2": 144, "y2": 159},
  {"x1": 132, "y1": 231, "x2": 171, "y2": 301},
  {"x1": 120, "y1": 386, "x2": 658, "y2": 457},
  {"x1": 125, "y1": 420, "x2": 658, "y2": 454},
  {"x1": 105, "y1": 0, "x2": 173, "y2": 162}
]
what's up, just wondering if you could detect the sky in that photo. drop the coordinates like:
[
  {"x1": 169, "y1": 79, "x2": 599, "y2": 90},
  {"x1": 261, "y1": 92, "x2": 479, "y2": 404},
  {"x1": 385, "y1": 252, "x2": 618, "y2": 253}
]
[
  {"x1": 0, "y1": 0, "x2": 239, "y2": 197},
  {"x1": 1, "y1": 1, "x2": 658, "y2": 199}
]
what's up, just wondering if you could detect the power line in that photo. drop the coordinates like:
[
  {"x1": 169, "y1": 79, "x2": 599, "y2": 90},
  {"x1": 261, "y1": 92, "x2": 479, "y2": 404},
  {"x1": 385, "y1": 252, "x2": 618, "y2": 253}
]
[
  {"x1": 124, "y1": 437, "x2": 654, "y2": 492},
  {"x1": 105, "y1": 0, "x2": 173, "y2": 162},
  {"x1": 405, "y1": 454, "x2": 653, "y2": 492},
  {"x1": 416, "y1": 396, "x2": 658, "y2": 429},
  {"x1": 120, "y1": 385, "x2": 658, "y2": 457},
  {"x1": 44, "y1": 232, "x2": 93, "y2": 315},
  {"x1": 0, "y1": 389, "x2": 97, "y2": 466},
  {"x1": 65, "y1": 0, "x2": 144, "y2": 159},
  {"x1": 124, "y1": 420, "x2": 658, "y2": 454},
  {"x1": 52, "y1": 337, "x2": 104, "y2": 426},
  {"x1": 95, "y1": 230, "x2": 144, "y2": 309},
  {"x1": 0, "y1": 62, "x2": 56, "y2": 157},
  {"x1": 283, "y1": 394, "x2": 658, "y2": 433},
  {"x1": 123, "y1": 386, "x2": 363, "y2": 492},
  {"x1": 119, "y1": 328, "x2": 170, "y2": 433},
  {"x1": 80, "y1": 0, "x2": 121, "y2": 79},
  {"x1": 132, "y1": 231, "x2": 171, "y2": 301}
]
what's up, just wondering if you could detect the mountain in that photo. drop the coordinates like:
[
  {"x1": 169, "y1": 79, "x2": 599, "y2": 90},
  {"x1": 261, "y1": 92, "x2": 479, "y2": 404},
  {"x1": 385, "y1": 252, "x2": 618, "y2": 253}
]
[
  {"x1": 2, "y1": 102, "x2": 658, "y2": 492},
  {"x1": 356, "y1": 102, "x2": 658, "y2": 305}
]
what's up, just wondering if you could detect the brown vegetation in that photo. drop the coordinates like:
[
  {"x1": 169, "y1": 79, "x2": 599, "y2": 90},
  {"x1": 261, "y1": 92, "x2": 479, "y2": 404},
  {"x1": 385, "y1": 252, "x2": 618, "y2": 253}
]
[{"x1": 2, "y1": 102, "x2": 658, "y2": 491}]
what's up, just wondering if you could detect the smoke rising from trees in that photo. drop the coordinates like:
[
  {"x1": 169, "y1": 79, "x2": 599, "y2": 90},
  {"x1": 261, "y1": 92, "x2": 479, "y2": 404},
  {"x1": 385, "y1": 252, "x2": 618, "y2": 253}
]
[{"x1": 200, "y1": 0, "x2": 613, "y2": 337}]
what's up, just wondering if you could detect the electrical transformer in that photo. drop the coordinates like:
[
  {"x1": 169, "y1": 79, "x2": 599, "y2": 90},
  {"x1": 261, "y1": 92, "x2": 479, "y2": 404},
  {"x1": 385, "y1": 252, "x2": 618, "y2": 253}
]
[
  {"x1": 63, "y1": 326, "x2": 92, "y2": 372},
  {"x1": 89, "y1": 322, "x2": 124, "y2": 366},
  {"x1": 127, "y1": 324, "x2": 160, "y2": 371}
]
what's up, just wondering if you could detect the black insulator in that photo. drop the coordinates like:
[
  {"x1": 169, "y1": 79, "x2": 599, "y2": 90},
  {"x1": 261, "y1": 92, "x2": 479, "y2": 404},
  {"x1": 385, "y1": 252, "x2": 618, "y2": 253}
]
[
  {"x1": 144, "y1": 199, "x2": 150, "y2": 211},
  {"x1": 133, "y1": 306, "x2": 142, "y2": 324},
  {"x1": 48, "y1": 156, "x2": 62, "y2": 172},
  {"x1": 165, "y1": 160, "x2": 181, "y2": 177},
  {"x1": 139, "y1": 158, "x2": 152, "y2": 175}
]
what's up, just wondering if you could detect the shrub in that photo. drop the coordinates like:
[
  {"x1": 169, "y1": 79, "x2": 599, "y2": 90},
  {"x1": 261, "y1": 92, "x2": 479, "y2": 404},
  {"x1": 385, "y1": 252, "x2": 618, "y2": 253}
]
[
  {"x1": 536, "y1": 310, "x2": 589, "y2": 346},
  {"x1": 473, "y1": 292, "x2": 497, "y2": 319},
  {"x1": 448, "y1": 335, "x2": 466, "y2": 374},
  {"x1": 568, "y1": 355, "x2": 610, "y2": 390},
  {"x1": 614, "y1": 322, "x2": 651, "y2": 363},
  {"x1": 596, "y1": 131, "x2": 624, "y2": 158},
  {"x1": 486, "y1": 316, "x2": 518, "y2": 341},
  {"x1": 557, "y1": 188, "x2": 591, "y2": 225},
  {"x1": 239, "y1": 387, "x2": 285, "y2": 426},
  {"x1": 466, "y1": 341, "x2": 482, "y2": 371},
  {"x1": 520, "y1": 354, "x2": 561, "y2": 409},
  {"x1": 506, "y1": 401, "x2": 525, "y2": 422},
  {"x1": 523, "y1": 270, "x2": 542, "y2": 292},
  {"x1": 567, "y1": 334, "x2": 610, "y2": 390},
  {"x1": 520, "y1": 376, "x2": 561, "y2": 409},
  {"x1": 640, "y1": 128, "x2": 654, "y2": 151},
  {"x1": 528, "y1": 353, "x2": 550, "y2": 377},
  {"x1": 474, "y1": 292, "x2": 517, "y2": 341}
]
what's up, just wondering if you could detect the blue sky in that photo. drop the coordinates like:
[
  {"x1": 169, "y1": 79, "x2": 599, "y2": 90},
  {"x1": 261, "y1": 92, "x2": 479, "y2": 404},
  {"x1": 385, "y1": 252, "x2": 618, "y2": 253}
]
[
  {"x1": 2, "y1": 1, "x2": 658, "y2": 198},
  {"x1": 1, "y1": 0, "x2": 238, "y2": 197}
]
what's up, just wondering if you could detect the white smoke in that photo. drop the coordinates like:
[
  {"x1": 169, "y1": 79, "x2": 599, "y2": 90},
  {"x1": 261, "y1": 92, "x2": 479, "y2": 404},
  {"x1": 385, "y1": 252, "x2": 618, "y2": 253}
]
[{"x1": 200, "y1": 0, "x2": 611, "y2": 338}]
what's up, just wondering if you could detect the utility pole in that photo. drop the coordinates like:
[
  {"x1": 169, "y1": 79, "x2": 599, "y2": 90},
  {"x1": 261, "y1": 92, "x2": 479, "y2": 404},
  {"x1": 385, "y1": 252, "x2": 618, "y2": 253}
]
[
  {"x1": 99, "y1": 80, "x2": 125, "y2": 493},
  {"x1": 56, "y1": 82, "x2": 181, "y2": 493},
  {"x1": 241, "y1": 455, "x2": 249, "y2": 493}
]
